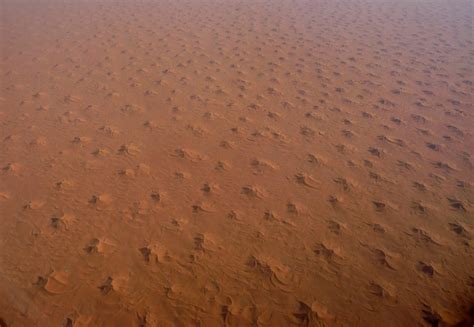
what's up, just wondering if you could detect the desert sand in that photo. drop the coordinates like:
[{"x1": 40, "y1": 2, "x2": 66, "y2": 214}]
[{"x1": 0, "y1": 0, "x2": 473, "y2": 326}]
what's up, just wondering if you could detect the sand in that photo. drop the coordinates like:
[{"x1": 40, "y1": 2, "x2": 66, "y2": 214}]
[{"x1": 0, "y1": 0, "x2": 473, "y2": 326}]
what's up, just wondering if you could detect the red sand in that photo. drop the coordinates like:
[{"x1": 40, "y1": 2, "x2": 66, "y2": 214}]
[{"x1": 1, "y1": 0, "x2": 473, "y2": 325}]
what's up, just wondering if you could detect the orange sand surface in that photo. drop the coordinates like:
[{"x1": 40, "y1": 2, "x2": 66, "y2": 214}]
[{"x1": 1, "y1": 0, "x2": 473, "y2": 326}]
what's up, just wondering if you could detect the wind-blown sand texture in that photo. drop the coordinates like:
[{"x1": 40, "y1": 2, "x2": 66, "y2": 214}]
[{"x1": 1, "y1": 0, "x2": 473, "y2": 326}]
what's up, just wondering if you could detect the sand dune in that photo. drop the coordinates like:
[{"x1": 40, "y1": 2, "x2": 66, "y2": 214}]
[{"x1": 0, "y1": 0, "x2": 473, "y2": 325}]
